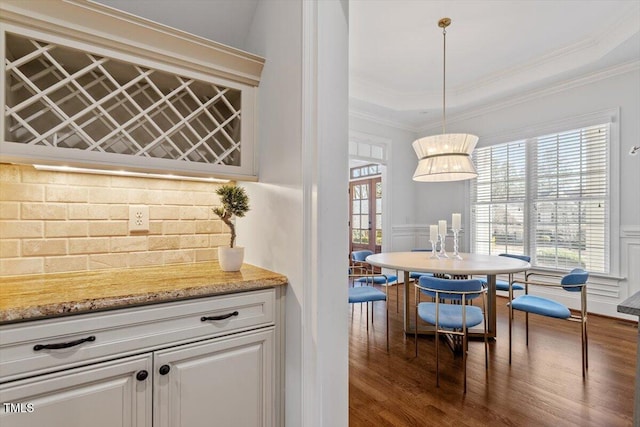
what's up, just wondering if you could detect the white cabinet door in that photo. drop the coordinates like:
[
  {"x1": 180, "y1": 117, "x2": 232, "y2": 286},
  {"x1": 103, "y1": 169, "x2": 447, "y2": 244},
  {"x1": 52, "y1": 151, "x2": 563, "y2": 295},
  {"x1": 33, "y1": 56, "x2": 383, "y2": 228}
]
[
  {"x1": 0, "y1": 354, "x2": 152, "y2": 427},
  {"x1": 154, "y1": 328, "x2": 274, "y2": 427}
]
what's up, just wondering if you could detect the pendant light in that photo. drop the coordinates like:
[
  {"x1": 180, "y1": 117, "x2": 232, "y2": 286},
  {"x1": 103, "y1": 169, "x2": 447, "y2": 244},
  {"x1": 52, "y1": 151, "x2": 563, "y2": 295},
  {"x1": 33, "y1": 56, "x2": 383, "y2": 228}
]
[{"x1": 412, "y1": 18, "x2": 478, "y2": 182}]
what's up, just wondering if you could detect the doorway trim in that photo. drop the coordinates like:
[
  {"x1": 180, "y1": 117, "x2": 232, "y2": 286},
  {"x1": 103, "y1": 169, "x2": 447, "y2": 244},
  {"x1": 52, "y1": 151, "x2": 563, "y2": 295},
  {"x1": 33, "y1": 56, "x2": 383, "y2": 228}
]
[{"x1": 348, "y1": 131, "x2": 393, "y2": 254}]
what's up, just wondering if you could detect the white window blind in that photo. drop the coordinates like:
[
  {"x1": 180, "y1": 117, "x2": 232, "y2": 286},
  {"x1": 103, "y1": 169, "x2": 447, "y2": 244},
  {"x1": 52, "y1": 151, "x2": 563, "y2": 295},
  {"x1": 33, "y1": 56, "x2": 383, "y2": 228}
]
[
  {"x1": 471, "y1": 123, "x2": 609, "y2": 273},
  {"x1": 471, "y1": 140, "x2": 527, "y2": 256}
]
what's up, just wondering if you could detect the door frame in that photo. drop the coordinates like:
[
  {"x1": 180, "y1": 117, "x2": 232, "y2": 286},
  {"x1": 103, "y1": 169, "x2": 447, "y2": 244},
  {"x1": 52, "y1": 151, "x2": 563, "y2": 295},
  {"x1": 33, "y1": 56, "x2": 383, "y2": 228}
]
[
  {"x1": 349, "y1": 175, "x2": 382, "y2": 254},
  {"x1": 348, "y1": 131, "x2": 392, "y2": 255}
]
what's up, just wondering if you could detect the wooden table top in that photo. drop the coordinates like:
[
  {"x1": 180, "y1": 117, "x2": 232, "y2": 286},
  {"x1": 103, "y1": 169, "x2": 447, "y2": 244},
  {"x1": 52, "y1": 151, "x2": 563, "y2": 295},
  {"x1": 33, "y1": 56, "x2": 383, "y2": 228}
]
[{"x1": 366, "y1": 252, "x2": 531, "y2": 275}]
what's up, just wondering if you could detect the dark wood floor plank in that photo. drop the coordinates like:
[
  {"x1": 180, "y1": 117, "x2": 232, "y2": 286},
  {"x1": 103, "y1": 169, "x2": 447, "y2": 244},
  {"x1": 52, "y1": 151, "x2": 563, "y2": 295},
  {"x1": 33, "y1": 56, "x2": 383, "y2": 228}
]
[{"x1": 349, "y1": 283, "x2": 637, "y2": 427}]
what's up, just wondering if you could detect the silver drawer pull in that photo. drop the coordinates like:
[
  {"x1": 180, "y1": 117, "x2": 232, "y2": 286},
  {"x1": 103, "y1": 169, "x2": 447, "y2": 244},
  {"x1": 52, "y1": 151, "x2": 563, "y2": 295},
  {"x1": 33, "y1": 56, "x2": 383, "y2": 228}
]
[
  {"x1": 33, "y1": 335, "x2": 96, "y2": 351},
  {"x1": 201, "y1": 311, "x2": 239, "y2": 322}
]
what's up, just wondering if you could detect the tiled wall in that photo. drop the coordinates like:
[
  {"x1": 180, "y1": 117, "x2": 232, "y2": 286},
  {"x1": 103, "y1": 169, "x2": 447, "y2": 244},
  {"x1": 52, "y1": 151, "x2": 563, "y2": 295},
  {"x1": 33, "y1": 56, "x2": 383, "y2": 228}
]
[{"x1": 0, "y1": 164, "x2": 230, "y2": 276}]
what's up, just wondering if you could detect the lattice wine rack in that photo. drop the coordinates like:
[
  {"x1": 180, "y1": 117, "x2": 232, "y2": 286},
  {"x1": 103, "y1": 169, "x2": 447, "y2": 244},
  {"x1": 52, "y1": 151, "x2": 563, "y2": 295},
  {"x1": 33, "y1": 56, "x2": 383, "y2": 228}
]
[{"x1": 4, "y1": 31, "x2": 245, "y2": 170}]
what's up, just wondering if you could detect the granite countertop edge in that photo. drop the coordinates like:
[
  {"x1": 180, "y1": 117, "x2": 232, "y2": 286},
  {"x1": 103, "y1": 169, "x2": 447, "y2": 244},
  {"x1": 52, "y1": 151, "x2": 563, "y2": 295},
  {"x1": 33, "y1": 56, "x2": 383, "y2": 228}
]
[
  {"x1": 617, "y1": 290, "x2": 640, "y2": 317},
  {"x1": 0, "y1": 262, "x2": 288, "y2": 324}
]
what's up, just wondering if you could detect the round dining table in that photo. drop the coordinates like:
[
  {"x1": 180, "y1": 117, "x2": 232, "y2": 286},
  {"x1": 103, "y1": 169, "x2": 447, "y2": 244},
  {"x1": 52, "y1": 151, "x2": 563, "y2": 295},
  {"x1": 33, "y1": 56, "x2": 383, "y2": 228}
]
[{"x1": 365, "y1": 252, "x2": 531, "y2": 338}]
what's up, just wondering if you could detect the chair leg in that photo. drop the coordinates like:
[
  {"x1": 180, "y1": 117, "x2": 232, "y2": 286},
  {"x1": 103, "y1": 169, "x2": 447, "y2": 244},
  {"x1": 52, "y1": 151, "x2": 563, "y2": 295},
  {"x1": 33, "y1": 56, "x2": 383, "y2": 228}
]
[
  {"x1": 366, "y1": 302, "x2": 369, "y2": 333},
  {"x1": 371, "y1": 300, "x2": 374, "y2": 325},
  {"x1": 462, "y1": 326, "x2": 467, "y2": 393},
  {"x1": 584, "y1": 319, "x2": 589, "y2": 370},
  {"x1": 385, "y1": 299, "x2": 389, "y2": 352},
  {"x1": 435, "y1": 325, "x2": 440, "y2": 388},
  {"x1": 414, "y1": 302, "x2": 418, "y2": 357},
  {"x1": 582, "y1": 317, "x2": 588, "y2": 377},
  {"x1": 509, "y1": 274, "x2": 515, "y2": 319},
  {"x1": 396, "y1": 269, "x2": 399, "y2": 313},
  {"x1": 525, "y1": 312, "x2": 529, "y2": 346},
  {"x1": 509, "y1": 287, "x2": 513, "y2": 365},
  {"x1": 484, "y1": 309, "x2": 489, "y2": 370},
  {"x1": 415, "y1": 288, "x2": 419, "y2": 357}
]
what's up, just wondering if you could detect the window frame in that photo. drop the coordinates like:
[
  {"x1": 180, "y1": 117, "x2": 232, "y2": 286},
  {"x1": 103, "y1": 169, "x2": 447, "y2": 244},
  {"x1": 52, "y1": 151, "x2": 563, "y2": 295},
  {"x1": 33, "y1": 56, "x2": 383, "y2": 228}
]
[{"x1": 468, "y1": 109, "x2": 620, "y2": 277}]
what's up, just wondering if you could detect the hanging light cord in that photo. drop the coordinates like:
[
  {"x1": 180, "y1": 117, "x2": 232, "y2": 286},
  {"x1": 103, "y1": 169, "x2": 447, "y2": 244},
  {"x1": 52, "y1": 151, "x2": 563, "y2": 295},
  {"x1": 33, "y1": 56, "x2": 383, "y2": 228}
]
[
  {"x1": 442, "y1": 24, "x2": 447, "y2": 133},
  {"x1": 439, "y1": 18, "x2": 451, "y2": 134}
]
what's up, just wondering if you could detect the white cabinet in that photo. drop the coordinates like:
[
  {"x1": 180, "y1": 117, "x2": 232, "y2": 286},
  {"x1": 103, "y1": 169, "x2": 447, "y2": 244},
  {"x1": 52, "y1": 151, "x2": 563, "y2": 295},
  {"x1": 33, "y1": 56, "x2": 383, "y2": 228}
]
[
  {"x1": 0, "y1": 354, "x2": 152, "y2": 427},
  {"x1": 0, "y1": 0, "x2": 264, "y2": 180},
  {"x1": 155, "y1": 329, "x2": 274, "y2": 427},
  {"x1": 0, "y1": 289, "x2": 282, "y2": 426}
]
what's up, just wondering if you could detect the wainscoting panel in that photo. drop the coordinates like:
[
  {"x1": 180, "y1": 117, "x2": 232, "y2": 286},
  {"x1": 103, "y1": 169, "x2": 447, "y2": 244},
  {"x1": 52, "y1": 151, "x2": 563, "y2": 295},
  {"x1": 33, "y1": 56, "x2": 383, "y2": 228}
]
[{"x1": 391, "y1": 224, "x2": 464, "y2": 253}]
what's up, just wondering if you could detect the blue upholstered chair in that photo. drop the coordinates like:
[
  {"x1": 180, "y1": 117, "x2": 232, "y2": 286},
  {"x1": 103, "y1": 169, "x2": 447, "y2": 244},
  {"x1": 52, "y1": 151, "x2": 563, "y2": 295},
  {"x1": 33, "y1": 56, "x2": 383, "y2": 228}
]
[
  {"x1": 409, "y1": 248, "x2": 435, "y2": 283},
  {"x1": 477, "y1": 253, "x2": 531, "y2": 292},
  {"x1": 414, "y1": 276, "x2": 488, "y2": 392},
  {"x1": 351, "y1": 250, "x2": 399, "y2": 311},
  {"x1": 508, "y1": 268, "x2": 589, "y2": 377},
  {"x1": 349, "y1": 274, "x2": 389, "y2": 351},
  {"x1": 350, "y1": 250, "x2": 373, "y2": 276}
]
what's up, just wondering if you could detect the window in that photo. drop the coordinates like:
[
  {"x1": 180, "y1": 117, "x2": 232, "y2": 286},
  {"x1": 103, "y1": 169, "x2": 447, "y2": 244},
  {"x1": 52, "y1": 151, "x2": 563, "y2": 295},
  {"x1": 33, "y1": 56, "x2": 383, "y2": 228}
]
[
  {"x1": 350, "y1": 163, "x2": 382, "y2": 180},
  {"x1": 471, "y1": 123, "x2": 609, "y2": 273}
]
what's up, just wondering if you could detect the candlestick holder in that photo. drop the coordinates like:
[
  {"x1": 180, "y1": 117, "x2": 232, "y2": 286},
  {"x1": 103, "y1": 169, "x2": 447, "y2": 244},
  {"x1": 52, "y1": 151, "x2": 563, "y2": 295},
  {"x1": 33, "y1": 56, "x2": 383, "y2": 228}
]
[
  {"x1": 438, "y1": 233, "x2": 449, "y2": 258},
  {"x1": 452, "y1": 228, "x2": 463, "y2": 260},
  {"x1": 429, "y1": 239, "x2": 439, "y2": 258}
]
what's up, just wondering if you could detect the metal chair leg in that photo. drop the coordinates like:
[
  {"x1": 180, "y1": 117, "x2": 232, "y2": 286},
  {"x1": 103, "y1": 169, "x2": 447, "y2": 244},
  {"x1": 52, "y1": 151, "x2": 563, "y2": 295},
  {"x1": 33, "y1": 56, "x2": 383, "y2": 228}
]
[
  {"x1": 386, "y1": 298, "x2": 389, "y2": 352},
  {"x1": 435, "y1": 323, "x2": 440, "y2": 388},
  {"x1": 509, "y1": 282, "x2": 513, "y2": 365},
  {"x1": 366, "y1": 302, "x2": 369, "y2": 333},
  {"x1": 462, "y1": 325, "x2": 467, "y2": 393},
  {"x1": 525, "y1": 312, "x2": 529, "y2": 346},
  {"x1": 371, "y1": 300, "x2": 374, "y2": 325},
  {"x1": 414, "y1": 287, "x2": 419, "y2": 357}
]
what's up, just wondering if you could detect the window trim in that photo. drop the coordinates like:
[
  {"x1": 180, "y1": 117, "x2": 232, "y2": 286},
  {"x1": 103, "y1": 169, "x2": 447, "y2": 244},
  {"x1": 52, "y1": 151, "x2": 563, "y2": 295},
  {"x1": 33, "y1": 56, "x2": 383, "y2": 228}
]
[{"x1": 467, "y1": 108, "x2": 620, "y2": 277}]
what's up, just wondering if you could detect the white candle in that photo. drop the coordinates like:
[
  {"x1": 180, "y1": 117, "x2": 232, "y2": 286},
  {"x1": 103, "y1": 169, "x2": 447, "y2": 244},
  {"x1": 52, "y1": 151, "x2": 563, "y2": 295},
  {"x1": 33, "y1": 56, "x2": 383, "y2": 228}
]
[
  {"x1": 430, "y1": 225, "x2": 438, "y2": 241},
  {"x1": 439, "y1": 220, "x2": 447, "y2": 236},
  {"x1": 452, "y1": 213, "x2": 461, "y2": 231}
]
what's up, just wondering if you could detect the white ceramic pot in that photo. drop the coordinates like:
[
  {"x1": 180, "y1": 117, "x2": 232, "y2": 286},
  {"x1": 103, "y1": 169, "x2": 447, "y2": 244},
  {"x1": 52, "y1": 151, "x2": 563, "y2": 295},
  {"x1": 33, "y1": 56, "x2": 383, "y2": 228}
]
[{"x1": 218, "y1": 246, "x2": 244, "y2": 272}]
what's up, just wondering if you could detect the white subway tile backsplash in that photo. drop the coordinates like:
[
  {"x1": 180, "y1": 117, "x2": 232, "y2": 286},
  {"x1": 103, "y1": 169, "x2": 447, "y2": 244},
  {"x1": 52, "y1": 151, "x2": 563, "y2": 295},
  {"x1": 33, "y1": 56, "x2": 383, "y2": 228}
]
[{"x1": 0, "y1": 165, "x2": 228, "y2": 276}]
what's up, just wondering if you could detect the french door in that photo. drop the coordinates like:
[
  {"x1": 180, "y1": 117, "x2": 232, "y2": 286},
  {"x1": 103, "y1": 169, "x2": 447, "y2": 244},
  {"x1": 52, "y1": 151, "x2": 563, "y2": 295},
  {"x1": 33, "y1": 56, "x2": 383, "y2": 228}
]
[{"x1": 349, "y1": 177, "x2": 382, "y2": 254}]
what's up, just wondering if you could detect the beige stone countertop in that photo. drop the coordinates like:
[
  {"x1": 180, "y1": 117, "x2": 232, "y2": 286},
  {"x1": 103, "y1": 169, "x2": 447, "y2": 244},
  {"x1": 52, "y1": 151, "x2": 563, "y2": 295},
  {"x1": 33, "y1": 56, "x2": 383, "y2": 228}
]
[{"x1": 0, "y1": 262, "x2": 288, "y2": 324}]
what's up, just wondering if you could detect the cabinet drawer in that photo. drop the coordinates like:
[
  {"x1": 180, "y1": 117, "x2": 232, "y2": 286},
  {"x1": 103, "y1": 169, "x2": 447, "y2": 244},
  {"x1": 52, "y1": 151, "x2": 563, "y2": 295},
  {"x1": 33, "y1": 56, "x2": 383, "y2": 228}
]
[{"x1": 0, "y1": 289, "x2": 274, "y2": 383}]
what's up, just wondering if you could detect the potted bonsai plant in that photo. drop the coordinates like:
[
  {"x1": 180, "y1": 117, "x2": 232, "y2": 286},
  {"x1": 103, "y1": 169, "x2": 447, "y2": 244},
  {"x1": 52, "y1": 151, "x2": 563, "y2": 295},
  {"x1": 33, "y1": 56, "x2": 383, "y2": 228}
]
[{"x1": 213, "y1": 185, "x2": 250, "y2": 271}]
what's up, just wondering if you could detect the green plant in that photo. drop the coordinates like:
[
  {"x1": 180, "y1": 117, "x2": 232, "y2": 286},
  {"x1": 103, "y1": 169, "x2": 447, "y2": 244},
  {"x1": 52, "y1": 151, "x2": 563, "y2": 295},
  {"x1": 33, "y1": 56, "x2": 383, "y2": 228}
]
[{"x1": 212, "y1": 185, "x2": 250, "y2": 248}]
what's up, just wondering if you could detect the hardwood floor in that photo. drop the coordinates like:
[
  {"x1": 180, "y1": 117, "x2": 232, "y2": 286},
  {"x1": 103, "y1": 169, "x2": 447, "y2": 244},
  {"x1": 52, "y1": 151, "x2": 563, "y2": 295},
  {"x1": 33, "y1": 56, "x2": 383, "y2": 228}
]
[{"x1": 349, "y1": 283, "x2": 637, "y2": 426}]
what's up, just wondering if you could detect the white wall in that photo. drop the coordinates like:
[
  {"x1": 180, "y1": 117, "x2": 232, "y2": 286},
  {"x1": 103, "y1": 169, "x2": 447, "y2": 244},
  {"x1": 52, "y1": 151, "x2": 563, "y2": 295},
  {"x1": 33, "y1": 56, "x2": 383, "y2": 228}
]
[
  {"x1": 349, "y1": 116, "x2": 421, "y2": 251},
  {"x1": 241, "y1": 2, "x2": 304, "y2": 425},
  {"x1": 242, "y1": 1, "x2": 349, "y2": 426}
]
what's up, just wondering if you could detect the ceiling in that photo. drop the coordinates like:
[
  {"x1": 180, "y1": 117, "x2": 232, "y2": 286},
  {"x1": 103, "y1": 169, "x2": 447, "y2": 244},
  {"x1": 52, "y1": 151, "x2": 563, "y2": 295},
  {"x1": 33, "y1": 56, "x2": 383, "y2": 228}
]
[
  {"x1": 350, "y1": 0, "x2": 640, "y2": 128},
  {"x1": 95, "y1": 0, "x2": 640, "y2": 129}
]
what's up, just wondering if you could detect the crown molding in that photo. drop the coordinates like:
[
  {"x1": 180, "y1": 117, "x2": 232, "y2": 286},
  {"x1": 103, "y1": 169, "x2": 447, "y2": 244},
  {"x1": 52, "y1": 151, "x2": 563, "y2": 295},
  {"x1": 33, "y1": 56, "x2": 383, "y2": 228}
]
[
  {"x1": 350, "y1": 59, "x2": 639, "y2": 134},
  {"x1": 348, "y1": 108, "x2": 420, "y2": 133},
  {"x1": 0, "y1": 0, "x2": 265, "y2": 86},
  {"x1": 417, "y1": 59, "x2": 640, "y2": 133}
]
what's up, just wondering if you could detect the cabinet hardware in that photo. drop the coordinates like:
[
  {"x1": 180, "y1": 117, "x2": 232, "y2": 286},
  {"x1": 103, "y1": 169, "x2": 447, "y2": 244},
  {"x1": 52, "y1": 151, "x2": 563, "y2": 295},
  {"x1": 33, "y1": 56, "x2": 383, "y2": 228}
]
[
  {"x1": 136, "y1": 370, "x2": 149, "y2": 381},
  {"x1": 159, "y1": 365, "x2": 171, "y2": 375},
  {"x1": 201, "y1": 311, "x2": 239, "y2": 322},
  {"x1": 33, "y1": 335, "x2": 96, "y2": 351}
]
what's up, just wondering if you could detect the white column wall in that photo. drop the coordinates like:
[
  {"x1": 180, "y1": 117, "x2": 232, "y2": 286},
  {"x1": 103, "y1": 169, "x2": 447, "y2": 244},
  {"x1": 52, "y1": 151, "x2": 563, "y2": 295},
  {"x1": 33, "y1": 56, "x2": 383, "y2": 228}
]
[
  {"x1": 242, "y1": 1, "x2": 349, "y2": 426},
  {"x1": 241, "y1": 2, "x2": 304, "y2": 425},
  {"x1": 315, "y1": 2, "x2": 349, "y2": 424}
]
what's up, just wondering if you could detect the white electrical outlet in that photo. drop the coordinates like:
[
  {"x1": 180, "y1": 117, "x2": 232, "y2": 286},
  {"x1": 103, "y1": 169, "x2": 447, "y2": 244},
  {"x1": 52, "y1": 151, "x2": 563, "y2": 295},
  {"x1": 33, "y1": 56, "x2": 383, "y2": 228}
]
[{"x1": 129, "y1": 205, "x2": 149, "y2": 232}]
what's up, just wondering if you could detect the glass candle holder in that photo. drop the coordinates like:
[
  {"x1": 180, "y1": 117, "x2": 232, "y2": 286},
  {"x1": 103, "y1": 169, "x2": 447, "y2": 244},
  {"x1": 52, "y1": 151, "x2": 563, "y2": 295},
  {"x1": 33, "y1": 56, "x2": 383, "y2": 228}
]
[
  {"x1": 438, "y1": 233, "x2": 449, "y2": 258},
  {"x1": 452, "y1": 228, "x2": 463, "y2": 260},
  {"x1": 429, "y1": 239, "x2": 439, "y2": 258}
]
